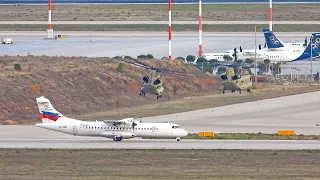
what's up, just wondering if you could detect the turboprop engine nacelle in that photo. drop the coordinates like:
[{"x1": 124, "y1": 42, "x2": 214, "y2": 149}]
[
  {"x1": 122, "y1": 118, "x2": 138, "y2": 127},
  {"x1": 100, "y1": 131, "x2": 136, "y2": 139}
]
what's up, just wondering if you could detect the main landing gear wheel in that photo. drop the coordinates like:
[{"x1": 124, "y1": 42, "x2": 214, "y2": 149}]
[
  {"x1": 239, "y1": 90, "x2": 242, "y2": 94},
  {"x1": 222, "y1": 90, "x2": 225, "y2": 94},
  {"x1": 156, "y1": 95, "x2": 162, "y2": 100},
  {"x1": 113, "y1": 137, "x2": 123, "y2": 141},
  {"x1": 176, "y1": 137, "x2": 181, "y2": 141}
]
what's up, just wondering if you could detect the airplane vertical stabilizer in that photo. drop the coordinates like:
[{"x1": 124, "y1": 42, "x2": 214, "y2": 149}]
[
  {"x1": 263, "y1": 28, "x2": 285, "y2": 49},
  {"x1": 294, "y1": 33, "x2": 320, "y2": 61},
  {"x1": 36, "y1": 96, "x2": 64, "y2": 123}
]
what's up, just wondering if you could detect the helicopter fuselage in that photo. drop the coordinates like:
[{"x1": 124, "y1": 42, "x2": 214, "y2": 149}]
[{"x1": 141, "y1": 84, "x2": 164, "y2": 95}]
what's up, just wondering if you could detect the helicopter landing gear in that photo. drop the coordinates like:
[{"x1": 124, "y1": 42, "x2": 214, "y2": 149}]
[{"x1": 113, "y1": 136, "x2": 122, "y2": 142}]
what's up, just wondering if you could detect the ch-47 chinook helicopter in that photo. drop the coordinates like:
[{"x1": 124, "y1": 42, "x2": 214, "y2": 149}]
[
  {"x1": 117, "y1": 56, "x2": 185, "y2": 100},
  {"x1": 220, "y1": 65, "x2": 253, "y2": 94}
]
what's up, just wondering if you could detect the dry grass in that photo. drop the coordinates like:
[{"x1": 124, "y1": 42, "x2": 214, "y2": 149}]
[
  {"x1": 1, "y1": 149, "x2": 320, "y2": 180},
  {"x1": 1, "y1": 24, "x2": 320, "y2": 32},
  {"x1": 0, "y1": 3, "x2": 319, "y2": 21},
  {"x1": 0, "y1": 56, "x2": 220, "y2": 123}
]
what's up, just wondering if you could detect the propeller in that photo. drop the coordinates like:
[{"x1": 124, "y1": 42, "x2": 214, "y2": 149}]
[
  {"x1": 233, "y1": 48, "x2": 237, "y2": 61},
  {"x1": 132, "y1": 120, "x2": 137, "y2": 134}
]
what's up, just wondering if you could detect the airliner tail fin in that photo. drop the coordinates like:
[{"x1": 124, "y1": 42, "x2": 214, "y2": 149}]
[
  {"x1": 36, "y1": 96, "x2": 64, "y2": 123},
  {"x1": 263, "y1": 28, "x2": 285, "y2": 49}
]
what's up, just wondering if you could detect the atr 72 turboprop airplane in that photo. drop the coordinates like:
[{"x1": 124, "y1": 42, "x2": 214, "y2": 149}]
[{"x1": 35, "y1": 96, "x2": 188, "y2": 141}]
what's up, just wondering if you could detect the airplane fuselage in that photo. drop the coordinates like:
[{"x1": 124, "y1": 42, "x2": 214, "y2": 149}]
[{"x1": 36, "y1": 118, "x2": 187, "y2": 139}]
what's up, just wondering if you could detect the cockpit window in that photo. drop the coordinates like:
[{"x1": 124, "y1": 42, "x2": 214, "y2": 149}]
[{"x1": 172, "y1": 126, "x2": 180, "y2": 129}]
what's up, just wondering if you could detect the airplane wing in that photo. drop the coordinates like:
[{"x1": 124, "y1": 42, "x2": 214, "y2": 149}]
[{"x1": 103, "y1": 118, "x2": 136, "y2": 126}]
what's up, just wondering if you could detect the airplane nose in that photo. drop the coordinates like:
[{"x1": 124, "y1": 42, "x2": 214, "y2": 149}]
[{"x1": 182, "y1": 129, "x2": 188, "y2": 136}]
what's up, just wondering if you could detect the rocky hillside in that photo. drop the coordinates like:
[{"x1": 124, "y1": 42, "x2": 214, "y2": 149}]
[{"x1": 0, "y1": 56, "x2": 220, "y2": 124}]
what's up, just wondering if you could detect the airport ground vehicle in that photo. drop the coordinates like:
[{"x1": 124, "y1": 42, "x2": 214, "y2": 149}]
[{"x1": 2, "y1": 38, "x2": 13, "y2": 44}]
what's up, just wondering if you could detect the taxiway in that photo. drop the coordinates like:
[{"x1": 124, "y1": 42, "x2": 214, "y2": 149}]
[{"x1": 0, "y1": 31, "x2": 314, "y2": 59}]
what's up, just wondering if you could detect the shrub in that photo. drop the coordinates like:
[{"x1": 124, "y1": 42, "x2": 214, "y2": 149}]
[
  {"x1": 137, "y1": 55, "x2": 147, "y2": 59},
  {"x1": 124, "y1": 56, "x2": 133, "y2": 59},
  {"x1": 196, "y1": 56, "x2": 207, "y2": 65},
  {"x1": 175, "y1": 56, "x2": 185, "y2": 61},
  {"x1": 116, "y1": 63, "x2": 125, "y2": 72},
  {"x1": 146, "y1": 54, "x2": 154, "y2": 59},
  {"x1": 186, "y1": 55, "x2": 196, "y2": 63},
  {"x1": 14, "y1": 63, "x2": 21, "y2": 71}
]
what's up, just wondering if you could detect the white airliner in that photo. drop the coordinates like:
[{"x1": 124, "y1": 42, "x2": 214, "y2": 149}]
[
  {"x1": 35, "y1": 96, "x2": 188, "y2": 141},
  {"x1": 201, "y1": 32, "x2": 320, "y2": 63}
]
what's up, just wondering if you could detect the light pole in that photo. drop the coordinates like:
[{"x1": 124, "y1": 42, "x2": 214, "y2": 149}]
[
  {"x1": 254, "y1": 26, "x2": 257, "y2": 84},
  {"x1": 310, "y1": 36, "x2": 313, "y2": 82}
]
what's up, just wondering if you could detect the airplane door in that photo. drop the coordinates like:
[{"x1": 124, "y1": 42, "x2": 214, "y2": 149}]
[
  {"x1": 73, "y1": 126, "x2": 77, "y2": 136},
  {"x1": 280, "y1": 53, "x2": 284, "y2": 62}
]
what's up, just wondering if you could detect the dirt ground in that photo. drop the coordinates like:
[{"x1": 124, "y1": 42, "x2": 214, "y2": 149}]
[
  {"x1": 0, "y1": 3, "x2": 319, "y2": 21},
  {"x1": 0, "y1": 149, "x2": 320, "y2": 180}
]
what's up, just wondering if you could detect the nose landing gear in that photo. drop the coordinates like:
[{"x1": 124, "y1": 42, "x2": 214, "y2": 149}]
[{"x1": 113, "y1": 136, "x2": 123, "y2": 141}]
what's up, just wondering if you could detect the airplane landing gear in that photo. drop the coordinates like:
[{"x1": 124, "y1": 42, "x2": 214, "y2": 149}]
[
  {"x1": 156, "y1": 95, "x2": 162, "y2": 100},
  {"x1": 176, "y1": 137, "x2": 181, "y2": 141},
  {"x1": 139, "y1": 92, "x2": 145, "y2": 96},
  {"x1": 113, "y1": 136, "x2": 123, "y2": 141}
]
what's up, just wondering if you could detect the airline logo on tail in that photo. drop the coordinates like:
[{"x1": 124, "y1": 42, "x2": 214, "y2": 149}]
[
  {"x1": 40, "y1": 111, "x2": 61, "y2": 121},
  {"x1": 312, "y1": 37, "x2": 320, "y2": 52},
  {"x1": 263, "y1": 28, "x2": 284, "y2": 48}
]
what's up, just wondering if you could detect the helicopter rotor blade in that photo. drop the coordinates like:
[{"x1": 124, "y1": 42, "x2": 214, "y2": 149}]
[{"x1": 117, "y1": 56, "x2": 189, "y2": 76}]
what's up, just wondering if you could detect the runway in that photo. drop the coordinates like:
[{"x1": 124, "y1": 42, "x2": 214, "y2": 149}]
[
  {"x1": 0, "y1": 31, "x2": 313, "y2": 59},
  {"x1": 1, "y1": 91, "x2": 320, "y2": 149}
]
